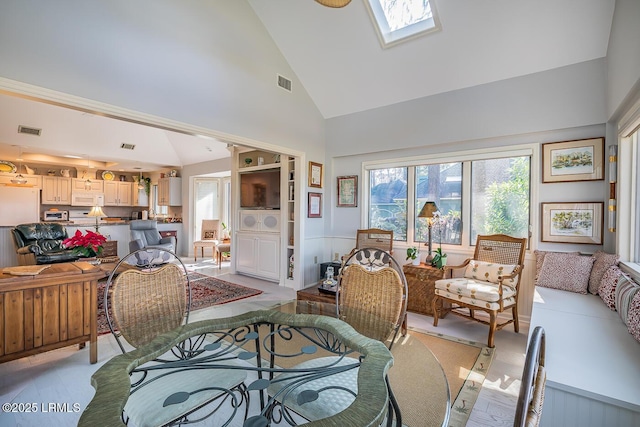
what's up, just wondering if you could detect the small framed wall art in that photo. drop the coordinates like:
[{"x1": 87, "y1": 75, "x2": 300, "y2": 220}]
[
  {"x1": 337, "y1": 175, "x2": 358, "y2": 207},
  {"x1": 541, "y1": 202, "x2": 603, "y2": 244},
  {"x1": 308, "y1": 192, "x2": 322, "y2": 218},
  {"x1": 309, "y1": 162, "x2": 323, "y2": 188},
  {"x1": 542, "y1": 138, "x2": 604, "y2": 183}
]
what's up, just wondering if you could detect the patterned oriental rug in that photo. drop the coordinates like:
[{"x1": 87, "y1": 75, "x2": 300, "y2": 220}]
[{"x1": 97, "y1": 272, "x2": 263, "y2": 335}]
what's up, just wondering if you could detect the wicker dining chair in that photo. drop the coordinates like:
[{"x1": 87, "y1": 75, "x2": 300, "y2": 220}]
[
  {"x1": 103, "y1": 248, "x2": 247, "y2": 426},
  {"x1": 267, "y1": 248, "x2": 406, "y2": 426},
  {"x1": 432, "y1": 234, "x2": 527, "y2": 348},
  {"x1": 514, "y1": 326, "x2": 546, "y2": 427},
  {"x1": 343, "y1": 228, "x2": 394, "y2": 261},
  {"x1": 339, "y1": 248, "x2": 408, "y2": 348}
]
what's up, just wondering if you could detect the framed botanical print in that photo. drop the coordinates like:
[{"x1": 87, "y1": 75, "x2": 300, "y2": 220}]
[
  {"x1": 309, "y1": 162, "x2": 323, "y2": 188},
  {"x1": 337, "y1": 175, "x2": 358, "y2": 207},
  {"x1": 308, "y1": 192, "x2": 322, "y2": 218},
  {"x1": 541, "y1": 202, "x2": 603, "y2": 244},
  {"x1": 542, "y1": 138, "x2": 604, "y2": 183}
]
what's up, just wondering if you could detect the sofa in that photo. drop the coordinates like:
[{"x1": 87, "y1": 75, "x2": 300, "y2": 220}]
[
  {"x1": 11, "y1": 223, "x2": 80, "y2": 265},
  {"x1": 529, "y1": 250, "x2": 640, "y2": 427}
]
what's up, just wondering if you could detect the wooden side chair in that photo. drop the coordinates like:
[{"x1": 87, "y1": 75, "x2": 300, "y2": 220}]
[
  {"x1": 432, "y1": 234, "x2": 527, "y2": 348},
  {"x1": 103, "y1": 248, "x2": 246, "y2": 426},
  {"x1": 514, "y1": 326, "x2": 546, "y2": 427},
  {"x1": 343, "y1": 228, "x2": 394, "y2": 261},
  {"x1": 193, "y1": 219, "x2": 219, "y2": 261}
]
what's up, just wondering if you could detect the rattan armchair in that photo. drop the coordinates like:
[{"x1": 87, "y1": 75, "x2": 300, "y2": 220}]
[
  {"x1": 432, "y1": 234, "x2": 527, "y2": 348},
  {"x1": 103, "y1": 248, "x2": 247, "y2": 426},
  {"x1": 514, "y1": 326, "x2": 546, "y2": 427}
]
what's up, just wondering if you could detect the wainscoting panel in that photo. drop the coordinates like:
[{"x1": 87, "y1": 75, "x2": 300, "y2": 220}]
[{"x1": 0, "y1": 227, "x2": 18, "y2": 268}]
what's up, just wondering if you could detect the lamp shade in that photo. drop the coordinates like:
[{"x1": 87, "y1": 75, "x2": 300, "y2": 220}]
[
  {"x1": 87, "y1": 206, "x2": 106, "y2": 218},
  {"x1": 418, "y1": 201, "x2": 439, "y2": 219},
  {"x1": 315, "y1": 0, "x2": 351, "y2": 7}
]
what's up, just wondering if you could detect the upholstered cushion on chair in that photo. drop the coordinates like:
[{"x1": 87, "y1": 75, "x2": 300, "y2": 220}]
[
  {"x1": 267, "y1": 356, "x2": 360, "y2": 421},
  {"x1": 536, "y1": 252, "x2": 594, "y2": 294},
  {"x1": 598, "y1": 265, "x2": 622, "y2": 310},
  {"x1": 463, "y1": 260, "x2": 518, "y2": 285},
  {"x1": 434, "y1": 278, "x2": 517, "y2": 310},
  {"x1": 588, "y1": 251, "x2": 619, "y2": 295},
  {"x1": 129, "y1": 220, "x2": 175, "y2": 252},
  {"x1": 344, "y1": 248, "x2": 391, "y2": 271}
]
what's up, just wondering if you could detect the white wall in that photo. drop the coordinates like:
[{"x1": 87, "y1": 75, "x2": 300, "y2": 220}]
[
  {"x1": 607, "y1": 0, "x2": 640, "y2": 119},
  {"x1": 0, "y1": 0, "x2": 325, "y2": 153}
]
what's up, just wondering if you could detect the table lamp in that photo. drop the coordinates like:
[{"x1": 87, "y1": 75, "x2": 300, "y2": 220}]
[
  {"x1": 88, "y1": 205, "x2": 106, "y2": 233},
  {"x1": 418, "y1": 201, "x2": 439, "y2": 263}
]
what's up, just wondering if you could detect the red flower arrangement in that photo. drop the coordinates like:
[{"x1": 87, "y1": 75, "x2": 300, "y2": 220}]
[{"x1": 63, "y1": 230, "x2": 107, "y2": 258}]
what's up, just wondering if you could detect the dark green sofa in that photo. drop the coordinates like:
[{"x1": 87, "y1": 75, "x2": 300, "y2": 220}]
[{"x1": 11, "y1": 223, "x2": 80, "y2": 265}]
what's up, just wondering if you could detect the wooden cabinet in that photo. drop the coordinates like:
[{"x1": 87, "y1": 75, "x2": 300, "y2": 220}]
[
  {"x1": 235, "y1": 232, "x2": 280, "y2": 281},
  {"x1": 0, "y1": 173, "x2": 41, "y2": 187},
  {"x1": 41, "y1": 176, "x2": 71, "y2": 204},
  {"x1": 402, "y1": 263, "x2": 447, "y2": 317},
  {"x1": 71, "y1": 178, "x2": 103, "y2": 193},
  {"x1": 158, "y1": 177, "x2": 181, "y2": 206},
  {"x1": 0, "y1": 262, "x2": 104, "y2": 364},
  {"x1": 104, "y1": 181, "x2": 132, "y2": 206}
]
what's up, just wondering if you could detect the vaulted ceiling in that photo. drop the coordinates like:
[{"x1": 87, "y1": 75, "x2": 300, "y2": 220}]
[{"x1": 0, "y1": 0, "x2": 616, "y2": 171}]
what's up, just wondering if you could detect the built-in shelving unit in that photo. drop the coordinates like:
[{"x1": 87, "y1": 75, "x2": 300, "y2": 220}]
[{"x1": 286, "y1": 156, "x2": 295, "y2": 282}]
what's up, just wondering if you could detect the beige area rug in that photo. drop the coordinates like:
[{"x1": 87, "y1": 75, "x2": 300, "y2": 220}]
[
  {"x1": 389, "y1": 328, "x2": 495, "y2": 427},
  {"x1": 264, "y1": 302, "x2": 494, "y2": 427}
]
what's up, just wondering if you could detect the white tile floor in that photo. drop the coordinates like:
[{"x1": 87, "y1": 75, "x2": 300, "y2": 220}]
[{"x1": 0, "y1": 258, "x2": 528, "y2": 426}]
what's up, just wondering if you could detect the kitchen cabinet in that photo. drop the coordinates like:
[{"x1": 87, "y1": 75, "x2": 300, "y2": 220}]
[
  {"x1": 104, "y1": 181, "x2": 132, "y2": 206},
  {"x1": 41, "y1": 176, "x2": 71, "y2": 205},
  {"x1": 0, "y1": 173, "x2": 41, "y2": 188},
  {"x1": 132, "y1": 186, "x2": 149, "y2": 207},
  {"x1": 235, "y1": 232, "x2": 280, "y2": 281},
  {"x1": 71, "y1": 178, "x2": 103, "y2": 193},
  {"x1": 158, "y1": 177, "x2": 181, "y2": 206}
]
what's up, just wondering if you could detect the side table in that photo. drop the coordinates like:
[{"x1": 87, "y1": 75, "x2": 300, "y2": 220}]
[{"x1": 403, "y1": 263, "x2": 447, "y2": 317}]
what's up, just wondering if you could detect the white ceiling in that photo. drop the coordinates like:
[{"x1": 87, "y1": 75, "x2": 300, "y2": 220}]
[{"x1": 0, "y1": 0, "x2": 616, "y2": 171}]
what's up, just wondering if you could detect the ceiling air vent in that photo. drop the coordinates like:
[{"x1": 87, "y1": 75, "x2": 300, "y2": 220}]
[
  {"x1": 17, "y1": 125, "x2": 42, "y2": 136},
  {"x1": 277, "y1": 74, "x2": 292, "y2": 92},
  {"x1": 120, "y1": 143, "x2": 136, "y2": 150}
]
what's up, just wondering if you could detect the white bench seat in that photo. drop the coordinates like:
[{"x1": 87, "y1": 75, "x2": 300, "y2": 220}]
[{"x1": 530, "y1": 286, "x2": 640, "y2": 427}]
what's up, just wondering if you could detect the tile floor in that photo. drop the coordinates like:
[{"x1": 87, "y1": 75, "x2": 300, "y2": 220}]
[{"x1": 0, "y1": 258, "x2": 528, "y2": 426}]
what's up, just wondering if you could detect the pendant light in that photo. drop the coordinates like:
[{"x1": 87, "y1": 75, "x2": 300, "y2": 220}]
[
  {"x1": 11, "y1": 146, "x2": 27, "y2": 184},
  {"x1": 138, "y1": 171, "x2": 144, "y2": 190}
]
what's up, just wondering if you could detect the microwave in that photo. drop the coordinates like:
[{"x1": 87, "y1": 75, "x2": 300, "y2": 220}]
[
  {"x1": 44, "y1": 210, "x2": 69, "y2": 221},
  {"x1": 71, "y1": 192, "x2": 105, "y2": 207}
]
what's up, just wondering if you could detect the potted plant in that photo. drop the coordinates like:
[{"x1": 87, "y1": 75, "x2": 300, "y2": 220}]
[
  {"x1": 431, "y1": 247, "x2": 448, "y2": 269},
  {"x1": 406, "y1": 246, "x2": 420, "y2": 266},
  {"x1": 221, "y1": 222, "x2": 230, "y2": 241}
]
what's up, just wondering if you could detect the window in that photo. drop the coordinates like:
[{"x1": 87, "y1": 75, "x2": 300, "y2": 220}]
[
  {"x1": 365, "y1": 148, "x2": 532, "y2": 250},
  {"x1": 471, "y1": 157, "x2": 530, "y2": 243},
  {"x1": 193, "y1": 178, "x2": 219, "y2": 240},
  {"x1": 365, "y1": 0, "x2": 441, "y2": 48}
]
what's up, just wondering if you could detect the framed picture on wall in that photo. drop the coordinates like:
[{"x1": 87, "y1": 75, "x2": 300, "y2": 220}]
[
  {"x1": 309, "y1": 162, "x2": 323, "y2": 188},
  {"x1": 542, "y1": 138, "x2": 604, "y2": 183},
  {"x1": 337, "y1": 175, "x2": 358, "y2": 207},
  {"x1": 541, "y1": 202, "x2": 603, "y2": 244},
  {"x1": 308, "y1": 192, "x2": 322, "y2": 218}
]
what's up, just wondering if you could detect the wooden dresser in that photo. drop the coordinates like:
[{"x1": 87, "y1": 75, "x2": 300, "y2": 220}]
[
  {"x1": 402, "y1": 263, "x2": 447, "y2": 317},
  {"x1": 0, "y1": 262, "x2": 104, "y2": 364}
]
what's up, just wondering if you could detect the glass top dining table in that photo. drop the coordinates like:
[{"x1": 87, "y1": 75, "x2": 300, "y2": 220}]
[{"x1": 79, "y1": 300, "x2": 450, "y2": 427}]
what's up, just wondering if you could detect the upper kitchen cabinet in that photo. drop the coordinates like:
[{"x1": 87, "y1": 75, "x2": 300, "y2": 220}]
[
  {"x1": 104, "y1": 181, "x2": 132, "y2": 206},
  {"x1": 0, "y1": 173, "x2": 41, "y2": 188},
  {"x1": 41, "y1": 176, "x2": 71, "y2": 205},
  {"x1": 158, "y1": 177, "x2": 181, "y2": 206},
  {"x1": 132, "y1": 186, "x2": 149, "y2": 207},
  {"x1": 71, "y1": 178, "x2": 103, "y2": 193}
]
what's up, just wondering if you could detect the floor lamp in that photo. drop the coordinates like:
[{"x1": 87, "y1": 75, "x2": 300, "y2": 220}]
[{"x1": 418, "y1": 201, "x2": 439, "y2": 264}]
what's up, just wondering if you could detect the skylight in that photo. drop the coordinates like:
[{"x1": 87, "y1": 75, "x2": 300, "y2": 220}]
[{"x1": 365, "y1": 0, "x2": 441, "y2": 48}]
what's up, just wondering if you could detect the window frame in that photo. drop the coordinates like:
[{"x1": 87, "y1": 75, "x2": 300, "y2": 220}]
[{"x1": 362, "y1": 145, "x2": 537, "y2": 253}]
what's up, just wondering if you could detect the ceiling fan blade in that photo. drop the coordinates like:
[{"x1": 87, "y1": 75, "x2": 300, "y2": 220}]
[{"x1": 315, "y1": 0, "x2": 352, "y2": 8}]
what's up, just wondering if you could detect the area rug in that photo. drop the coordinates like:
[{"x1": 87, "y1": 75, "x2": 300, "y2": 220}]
[
  {"x1": 97, "y1": 272, "x2": 263, "y2": 335},
  {"x1": 269, "y1": 302, "x2": 494, "y2": 427},
  {"x1": 389, "y1": 327, "x2": 495, "y2": 427}
]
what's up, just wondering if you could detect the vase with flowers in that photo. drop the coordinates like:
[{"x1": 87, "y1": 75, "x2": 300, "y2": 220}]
[{"x1": 63, "y1": 230, "x2": 107, "y2": 259}]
